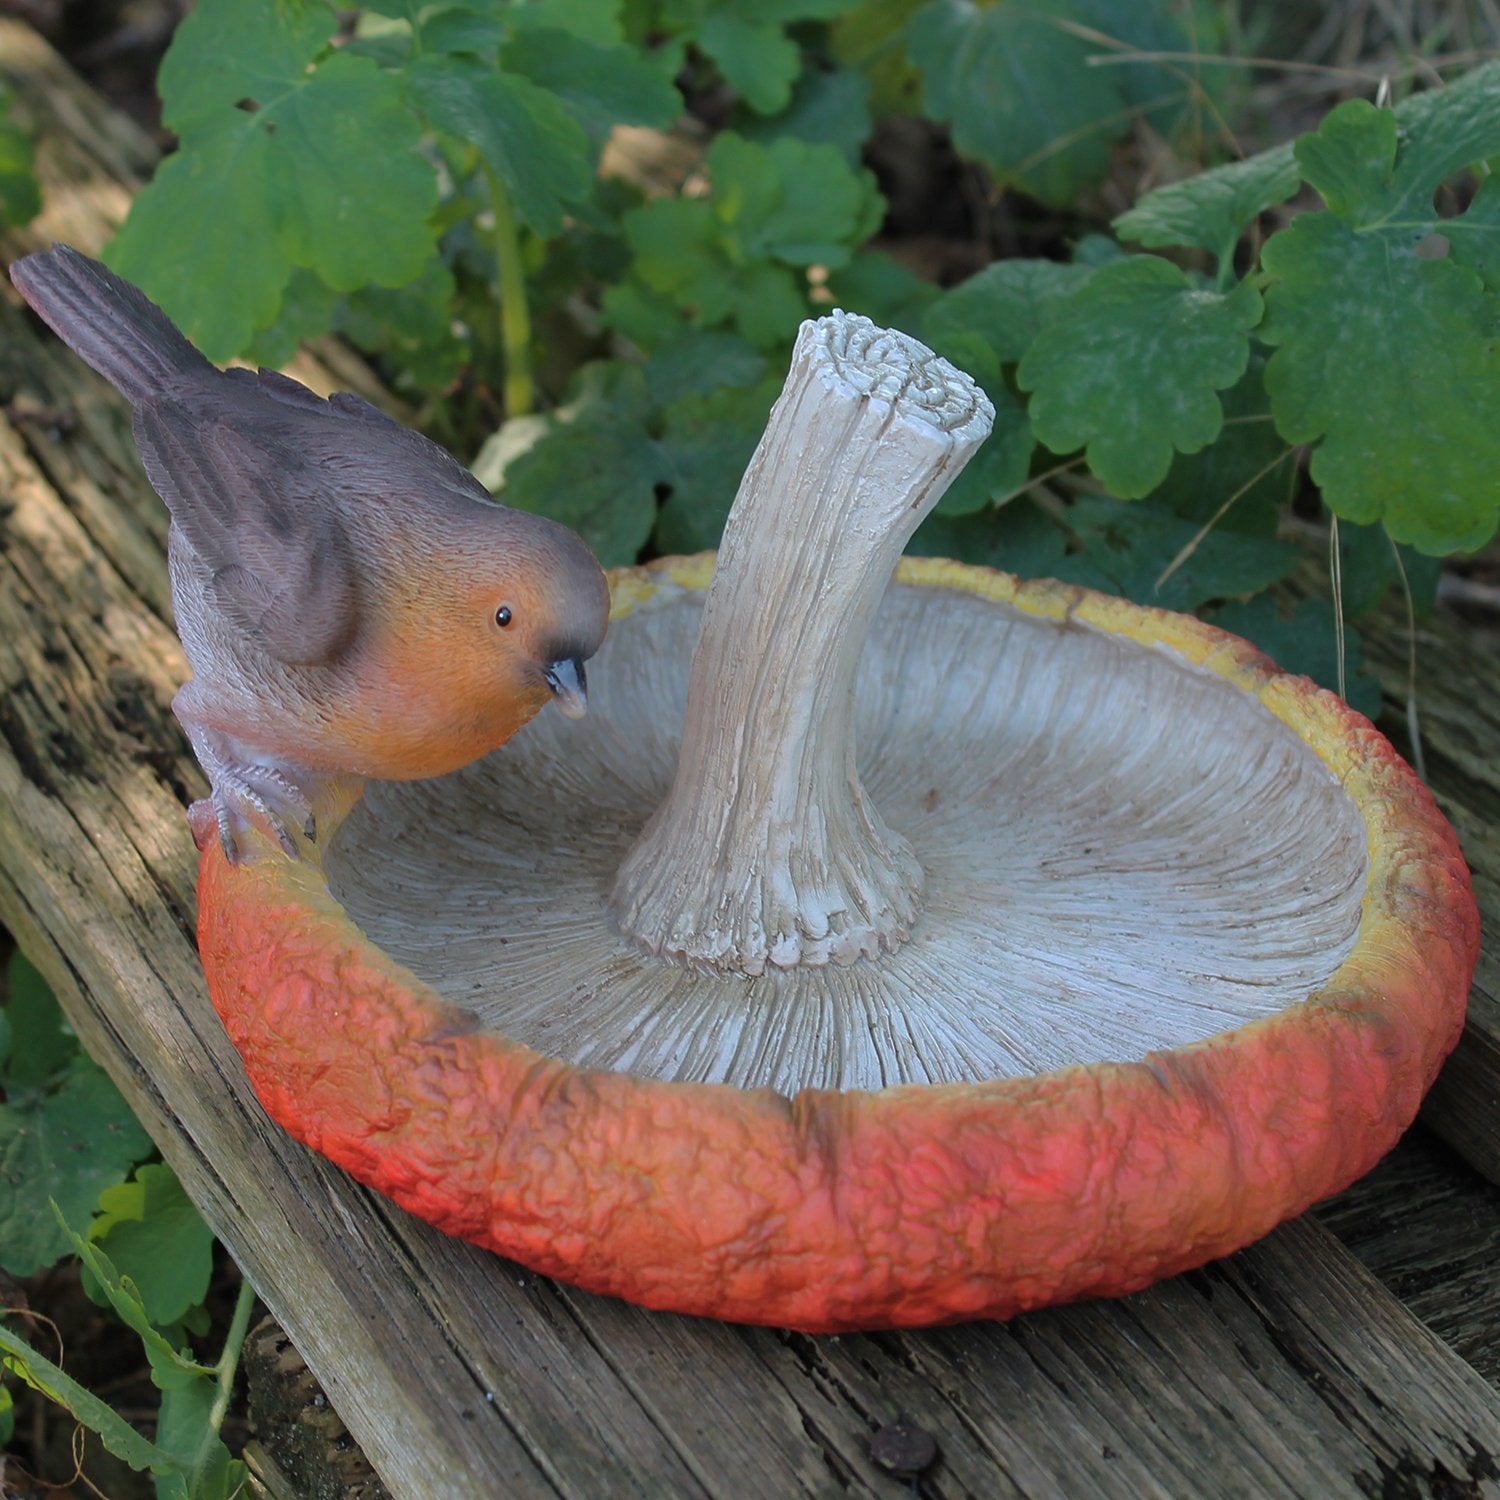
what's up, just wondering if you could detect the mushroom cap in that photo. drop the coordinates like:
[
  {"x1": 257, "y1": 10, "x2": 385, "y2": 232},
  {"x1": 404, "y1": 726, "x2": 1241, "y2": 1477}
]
[{"x1": 198, "y1": 555, "x2": 1476, "y2": 1332}]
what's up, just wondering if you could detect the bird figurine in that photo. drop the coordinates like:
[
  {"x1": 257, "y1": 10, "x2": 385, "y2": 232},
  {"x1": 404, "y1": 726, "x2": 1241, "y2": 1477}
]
[{"x1": 10, "y1": 245, "x2": 610, "y2": 862}]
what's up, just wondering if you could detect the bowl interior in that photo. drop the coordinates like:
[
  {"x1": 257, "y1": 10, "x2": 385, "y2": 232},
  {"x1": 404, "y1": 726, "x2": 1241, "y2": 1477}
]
[{"x1": 326, "y1": 578, "x2": 1368, "y2": 1094}]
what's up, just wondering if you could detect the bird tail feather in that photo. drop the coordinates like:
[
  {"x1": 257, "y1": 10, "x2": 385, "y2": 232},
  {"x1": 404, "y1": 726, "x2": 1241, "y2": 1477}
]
[{"x1": 9, "y1": 244, "x2": 212, "y2": 402}]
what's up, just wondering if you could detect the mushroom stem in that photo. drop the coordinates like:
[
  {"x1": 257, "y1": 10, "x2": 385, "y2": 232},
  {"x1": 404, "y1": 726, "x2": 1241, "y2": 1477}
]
[{"x1": 610, "y1": 312, "x2": 994, "y2": 974}]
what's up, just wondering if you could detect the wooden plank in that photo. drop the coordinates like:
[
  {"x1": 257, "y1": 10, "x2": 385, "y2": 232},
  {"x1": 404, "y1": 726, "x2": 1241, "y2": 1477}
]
[
  {"x1": 4, "y1": 18, "x2": 1500, "y2": 1498},
  {"x1": 1314, "y1": 1125, "x2": 1500, "y2": 1385}
]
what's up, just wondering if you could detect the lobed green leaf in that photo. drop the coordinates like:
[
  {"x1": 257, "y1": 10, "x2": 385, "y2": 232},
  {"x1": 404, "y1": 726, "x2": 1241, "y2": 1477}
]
[
  {"x1": 923, "y1": 259, "x2": 1095, "y2": 366},
  {"x1": 1053, "y1": 496, "x2": 1298, "y2": 612},
  {"x1": 907, "y1": 0, "x2": 1192, "y2": 206},
  {"x1": 732, "y1": 68, "x2": 873, "y2": 166},
  {"x1": 87, "y1": 1164, "x2": 216, "y2": 1332},
  {"x1": 1262, "y1": 213, "x2": 1500, "y2": 553},
  {"x1": 0, "y1": 1060, "x2": 151, "y2": 1275},
  {"x1": 654, "y1": 378, "x2": 780, "y2": 551},
  {"x1": 63, "y1": 1218, "x2": 216, "y2": 1391},
  {"x1": 1150, "y1": 356, "x2": 1291, "y2": 537},
  {"x1": 494, "y1": 363, "x2": 662, "y2": 564},
  {"x1": 109, "y1": 0, "x2": 436, "y2": 357},
  {"x1": 1017, "y1": 258, "x2": 1261, "y2": 498},
  {"x1": 1114, "y1": 146, "x2": 1300, "y2": 260},
  {"x1": 500, "y1": 25, "x2": 682, "y2": 139},
  {"x1": 907, "y1": 499, "x2": 1068, "y2": 578},
  {"x1": 407, "y1": 54, "x2": 591, "y2": 237}
]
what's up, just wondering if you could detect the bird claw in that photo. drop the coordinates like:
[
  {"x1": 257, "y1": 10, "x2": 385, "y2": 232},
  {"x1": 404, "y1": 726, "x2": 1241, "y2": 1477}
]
[
  {"x1": 184, "y1": 757, "x2": 317, "y2": 863},
  {"x1": 190, "y1": 779, "x2": 302, "y2": 863}
]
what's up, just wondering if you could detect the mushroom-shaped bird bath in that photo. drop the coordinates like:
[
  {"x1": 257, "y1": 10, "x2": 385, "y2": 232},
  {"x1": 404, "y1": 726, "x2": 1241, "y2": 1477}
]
[{"x1": 199, "y1": 314, "x2": 1477, "y2": 1332}]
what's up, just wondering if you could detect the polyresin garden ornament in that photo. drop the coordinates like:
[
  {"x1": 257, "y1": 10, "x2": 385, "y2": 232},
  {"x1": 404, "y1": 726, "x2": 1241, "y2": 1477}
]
[{"x1": 199, "y1": 312, "x2": 1478, "y2": 1332}]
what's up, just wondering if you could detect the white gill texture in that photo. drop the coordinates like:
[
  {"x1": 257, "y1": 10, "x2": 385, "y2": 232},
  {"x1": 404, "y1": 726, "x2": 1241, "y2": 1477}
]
[
  {"x1": 326, "y1": 581, "x2": 1369, "y2": 1095},
  {"x1": 608, "y1": 311, "x2": 995, "y2": 973}
]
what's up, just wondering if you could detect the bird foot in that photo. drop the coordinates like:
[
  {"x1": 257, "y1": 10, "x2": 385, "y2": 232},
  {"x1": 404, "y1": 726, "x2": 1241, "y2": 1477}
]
[
  {"x1": 190, "y1": 769, "x2": 307, "y2": 863},
  {"x1": 179, "y1": 732, "x2": 320, "y2": 862}
]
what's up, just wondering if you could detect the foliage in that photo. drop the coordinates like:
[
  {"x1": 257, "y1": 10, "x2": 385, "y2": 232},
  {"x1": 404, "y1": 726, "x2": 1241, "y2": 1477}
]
[
  {"x1": 2, "y1": 1216, "x2": 251, "y2": 1499},
  {"x1": 0, "y1": 951, "x2": 152, "y2": 1276},
  {"x1": 0, "y1": 950, "x2": 244, "y2": 1495},
  {"x1": 0, "y1": 84, "x2": 40, "y2": 229},
  {"x1": 97, "y1": 0, "x2": 1500, "y2": 676}
]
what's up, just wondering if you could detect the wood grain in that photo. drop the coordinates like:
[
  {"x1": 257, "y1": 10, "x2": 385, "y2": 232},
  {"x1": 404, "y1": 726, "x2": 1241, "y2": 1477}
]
[{"x1": 3, "y1": 19, "x2": 1500, "y2": 1499}]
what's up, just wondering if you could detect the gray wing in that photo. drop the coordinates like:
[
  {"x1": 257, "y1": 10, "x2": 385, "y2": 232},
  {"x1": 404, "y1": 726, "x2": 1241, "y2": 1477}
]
[{"x1": 134, "y1": 403, "x2": 360, "y2": 665}]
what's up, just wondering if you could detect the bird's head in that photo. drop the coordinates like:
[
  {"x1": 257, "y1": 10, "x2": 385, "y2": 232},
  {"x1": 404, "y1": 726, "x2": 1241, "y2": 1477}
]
[{"x1": 442, "y1": 506, "x2": 611, "y2": 737}]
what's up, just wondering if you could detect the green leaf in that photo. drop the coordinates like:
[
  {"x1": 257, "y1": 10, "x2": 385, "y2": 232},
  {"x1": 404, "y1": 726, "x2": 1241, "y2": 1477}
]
[
  {"x1": 599, "y1": 277, "x2": 695, "y2": 352},
  {"x1": 513, "y1": 0, "x2": 626, "y2": 46},
  {"x1": 63, "y1": 1218, "x2": 216, "y2": 1391},
  {"x1": 654, "y1": 379, "x2": 780, "y2": 552},
  {"x1": 642, "y1": 331, "x2": 767, "y2": 405},
  {"x1": 1114, "y1": 145, "x2": 1300, "y2": 260},
  {"x1": 1442, "y1": 173, "x2": 1500, "y2": 292},
  {"x1": 655, "y1": 0, "x2": 851, "y2": 113},
  {"x1": 338, "y1": 257, "x2": 467, "y2": 392},
  {"x1": 0, "y1": 1059, "x2": 151, "y2": 1275},
  {"x1": 407, "y1": 55, "x2": 592, "y2": 237},
  {"x1": 1017, "y1": 259, "x2": 1261, "y2": 497},
  {"x1": 1303, "y1": 63, "x2": 1500, "y2": 232},
  {"x1": 1256, "y1": 67, "x2": 1500, "y2": 555},
  {"x1": 906, "y1": 0, "x2": 1189, "y2": 206},
  {"x1": 154, "y1": 1376, "x2": 242, "y2": 1500},
  {"x1": 1294, "y1": 99, "x2": 1399, "y2": 221},
  {"x1": 923, "y1": 259, "x2": 1095, "y2": 366},
  {"x1": 0, "y1": 88, "x2": 40, "y2": 228},
  {"x1": 825, "y1": 252, "x2": 941, "y2": 336},
  {"x1": 1150, "y1": 355, "x2": 1291, "y2": 536},
  {"x1": 732, "y1": 67, "x2": 873, "y2": 166},
  {"x1": 0, "y1": 1323, "x2": 174, "y2": 1475},
  {"x1": 0, "y1": 1381, "x2": 13, "y2": 1447},
  {"x1": 932, "y1": 385, "x2": 1034, "y2": 516},
  {"x1": 87, "y1": 1164, "x2": 215, "y2": 1330},
  {"x1": 240, "y1": 266, "x2": 342, "y2": 370},
  {"x1": 1211, "y1": 595, "x2": 1382, "y2": 719},
  {"x1": 500, "y1": 27, "x2": 682, "y2": 139},
  {"x1": 1261, "y1": 215, "x2": 1500, "y2": 555},
  {"x1": 1053, "y1": 496, "x2": 1298, "y2": 611},
  {"x1": 697, "y1": 16, "x2": 801, "y2": 115},
  {"x1": 108, "y1": 0, "x2": 437, "y2": 358},
  {"x1": 621, "y1": 133, "x2": 883, "y2": 346},
  {"x1": 496, "y1": 363, "x2": 662, "y2": 564},
  {"x1": 1331, "y1": 519, "x2": 1441, "y2": 620},
  {"x1": 908, "y1": 498, "x2": 1067, "y2": 577},
  {"x1": 4, "y1": 950, "x2": 75, "y2": 1089},
  {"x1": 721, "y1": 135, "x2": 884, "y2": 268}
]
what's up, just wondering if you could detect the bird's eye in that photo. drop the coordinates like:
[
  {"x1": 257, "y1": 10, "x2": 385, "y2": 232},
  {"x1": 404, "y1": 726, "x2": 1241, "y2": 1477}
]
[{"x1": 495, "y1": 605, "x2": 513, "y2": 628}]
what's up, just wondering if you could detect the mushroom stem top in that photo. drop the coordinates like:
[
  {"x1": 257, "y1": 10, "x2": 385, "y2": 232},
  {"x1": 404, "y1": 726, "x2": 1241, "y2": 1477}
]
[{"x1": 609, "y1": 312, "x2": 994, "y2": 974}]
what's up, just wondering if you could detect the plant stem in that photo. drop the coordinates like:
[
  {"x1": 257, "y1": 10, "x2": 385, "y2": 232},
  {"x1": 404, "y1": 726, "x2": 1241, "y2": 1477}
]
[
  {"x1": 484, "y1": 165, "x2": 534, "y2": 418},
  {"x1": 209, "y1": 1275, "x2": 256, "y2": 1437}
]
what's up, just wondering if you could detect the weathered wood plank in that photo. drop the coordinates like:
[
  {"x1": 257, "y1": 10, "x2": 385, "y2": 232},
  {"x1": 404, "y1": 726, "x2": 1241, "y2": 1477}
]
[
  {"x1": 4, "y1": 18, "x2": 1500, "y2": 1500},
  {"x1": 1314, "y1": 1125, "x2": 1500, "y2": 1385}
]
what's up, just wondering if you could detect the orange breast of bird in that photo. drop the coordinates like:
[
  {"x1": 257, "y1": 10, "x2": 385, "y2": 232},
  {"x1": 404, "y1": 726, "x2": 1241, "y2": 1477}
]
[{"x1": 320, "y1": 598, "x2": 554, "y2": 783}]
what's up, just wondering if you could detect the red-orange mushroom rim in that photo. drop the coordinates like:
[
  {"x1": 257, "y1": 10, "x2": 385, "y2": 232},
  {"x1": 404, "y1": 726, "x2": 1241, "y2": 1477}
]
[{"x1": 196, "y1": 314, "x2": 1477, "y2": 1332}]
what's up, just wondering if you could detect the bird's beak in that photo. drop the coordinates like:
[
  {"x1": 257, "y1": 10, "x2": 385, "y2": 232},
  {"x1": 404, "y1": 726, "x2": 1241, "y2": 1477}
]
[{"x1": 545, "y1": 657, "x2": 589, "y2": 719}]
